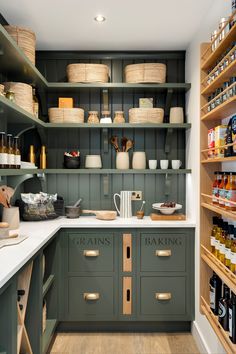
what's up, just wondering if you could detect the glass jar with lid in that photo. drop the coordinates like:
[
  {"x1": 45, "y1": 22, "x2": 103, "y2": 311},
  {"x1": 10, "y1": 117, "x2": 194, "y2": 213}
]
[
  {"x1": 113, "y1": 111, "x2": 125, "y2": 124},
  {"x1": 87, "y1": 111, "x2": 99, "y2": 124}
]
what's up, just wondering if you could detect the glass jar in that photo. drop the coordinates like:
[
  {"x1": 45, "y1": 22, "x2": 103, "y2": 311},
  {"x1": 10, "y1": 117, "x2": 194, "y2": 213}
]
[
  {"x1": 101, "y1": 111, "x2": 111, "y2": 119},
  {"x1": 87, "y1": 111, "x2": 99, "y2": 124},
  {"x1": 113, "y1": 111, "x2": 125, "y2": 124}
]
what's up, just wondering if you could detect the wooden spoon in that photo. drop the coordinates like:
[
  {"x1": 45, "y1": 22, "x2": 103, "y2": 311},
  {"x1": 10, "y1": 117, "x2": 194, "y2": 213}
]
[
  {"x1": 125, "y1": 139, "x2": 134, "y2": 152},
  {"x1": 0, "y1": 186, "x2": 15, "y2": 208},
  {"x1": 110, "y1": 136, "x2": 120, "y2": 152},
  {"x1": 121, "y1": 137, "x2": 128, "y2": 152}
]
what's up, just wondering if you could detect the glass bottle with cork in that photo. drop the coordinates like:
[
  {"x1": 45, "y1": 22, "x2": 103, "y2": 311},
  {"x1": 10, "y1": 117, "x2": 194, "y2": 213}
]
[
  {"x1": 211, "y1": 216, "x2": 219, "y2": 254},
  {"x1": 40, "y1": 146, "x2": 47, "y2": 169},
  {"x1": 225, "y1": 224, "x2": 234, "y2": 268},
  {"x1": 29, "y1": 145, "x2": 36, "y2": 165},
  {"x1": 7, "y1": 134, "x2": 15, "y2": 169},
  {"x1": 219, "y1": 221, "x2": 228, "y2": 264},
  {"x1": 0, "y1": 132, "x2": 7, "y2": 168},
  {"x1": 230, "y1": 228, "x2": 236, "y2": 274},
  {"x1": 214, "y1": 218, "x2": 223, "y2": 259},
  {"x1": 13, "y1": 136, "x2": 21, "y2": 169}
]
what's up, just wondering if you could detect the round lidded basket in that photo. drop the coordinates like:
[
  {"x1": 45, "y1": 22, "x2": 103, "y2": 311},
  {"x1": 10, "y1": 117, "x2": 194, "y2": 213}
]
[
  {"x1": 67, "y1": 63, "x2": 109, "y2": 83},
  {"x1": 129, "y1": 108, "x2": 164, "y2": 124},
  {"x1": 88, "y1": 111, "x2": 99, "y2": 124},
  {"x1": 4, "y1": 82, "x2": 33, "y2": 114},
  {"x1": 114, "y1": 111, "x2": 125, "y2": 123},
  {"x1": 4, "y1": 25, "x2": 36, "y2": 65},
  {"x1": 48, "y1": 108, "x2": 84, "y2": 123},
  {"x1": 124, "y1": 63, "x2": 166, "y2": 83}
]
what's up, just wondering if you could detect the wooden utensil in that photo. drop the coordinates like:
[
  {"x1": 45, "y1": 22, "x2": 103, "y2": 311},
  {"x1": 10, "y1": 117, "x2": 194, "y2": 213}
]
[
  {"x1": 125, "y1": 139, "x2": 134, "y2": 152},
  {"x1": 121, "y1": 137, "x2": 128, "y2": 152},
  {"x1": 110, "y1": 136, "x2": 120, "y2": 152},
  {"x1": 82, "y1": 210, "x2": 117, "y2": 220},
  {"x1": 0, "y1": 185, "x2": 15, "y2": 207}
]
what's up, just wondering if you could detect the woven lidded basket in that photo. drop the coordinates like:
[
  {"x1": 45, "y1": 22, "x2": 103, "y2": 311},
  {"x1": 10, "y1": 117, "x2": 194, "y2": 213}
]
[
  {"x1": 67, "y1": 63, "x2": 109, "y2": 83},
  {"x1": 49, "y1": 108, "x2": 84, "y2": 123},
  {"x1": 125, "y1": 63, "x2": 166, "y2": 83},
  {"x1": 4, "y1": 82, "x2": 33, "y2": 114},
  {"x1": 4, "y1": 25, "x2": 36, "y2": 65},
  {"x1": 129, "y1": 108, "x2": 164, "y2": 124}
]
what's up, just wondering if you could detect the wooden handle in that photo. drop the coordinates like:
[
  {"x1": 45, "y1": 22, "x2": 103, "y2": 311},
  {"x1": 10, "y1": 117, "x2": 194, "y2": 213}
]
[
  {"x1": 123, "y1": 277, "x2": 132, "y2": 315},
  {"x1": 155, "y1": 250, "x2": 172, "y2": 257},
  {"x1": 83, "y1": 250, "x2": 99, "y2": 257},
  {"x1": 83, "y1": 293, "x2": 100, "y2": 301},
  {"x1": 155, "y1": 292, "x2": 172, "y2": 301},
  {"x1": 123, "y1": 234, "x2": 132, "y2": 272},
  {"x1": 82, "y1": 210, "x2": 96, "y2": 214}
]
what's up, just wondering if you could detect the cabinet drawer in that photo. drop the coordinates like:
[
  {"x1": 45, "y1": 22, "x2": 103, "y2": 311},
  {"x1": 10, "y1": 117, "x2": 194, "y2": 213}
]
[
  {"x1": 140, "y1": 276, "x2": 186, "y2": 316},
  {"x1": 68, "y1": 233, "x2": 114, "y2": 272},
  {"x1": 140, "y1": 233, "x2": 186, "y2": 272},
  {"x1": 68, "y1": 276, "x2": 114, "y2": 320}
]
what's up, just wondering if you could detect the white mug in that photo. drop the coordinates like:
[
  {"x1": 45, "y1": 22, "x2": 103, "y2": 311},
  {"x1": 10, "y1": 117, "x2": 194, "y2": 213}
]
[
  {"x1": 113, "y1": 191, "x2": 132, "y2": 218},
  {"x1": 160, "y1": 160, "x2": 169, "y2": 169},
  {"x1": 171, "y1": 160, "x2": 182, "y2": 169},
  {"x1": 132, "y1": 152, "x2": 146, "y2": 169},
  {"x1": 148, "y1": 160, "x2": 157, "y2": 169}
]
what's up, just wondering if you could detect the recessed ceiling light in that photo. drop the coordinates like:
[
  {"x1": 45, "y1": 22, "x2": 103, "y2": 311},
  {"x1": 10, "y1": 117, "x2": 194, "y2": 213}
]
[{"x1": 94, "y1": 15, "x2": 106, "y2": 23}]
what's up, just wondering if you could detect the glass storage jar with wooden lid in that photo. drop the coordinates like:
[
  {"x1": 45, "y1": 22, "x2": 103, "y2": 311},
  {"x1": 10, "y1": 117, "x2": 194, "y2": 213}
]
[
  {"x1": 88, "y1": 111, "x2": 99, "y2": 124},
  {"x1": 114, "y1": 111, "x2": 125, "y2": 123}
]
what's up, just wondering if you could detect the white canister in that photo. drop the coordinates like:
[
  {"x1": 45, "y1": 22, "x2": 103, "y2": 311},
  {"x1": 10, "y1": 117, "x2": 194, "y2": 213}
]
[
  {"x1": 132, "y1": 152, "x2": 146, "y2": 169},
  {"x1": 169, "y1": 107, "x2": 184, "y2": 124},
  {"x1": 2, "y1": 206, "x2": 20, "y2": 230},
  {"x1": 116, "y1": 152, "x2": 129, "y2": 170}
]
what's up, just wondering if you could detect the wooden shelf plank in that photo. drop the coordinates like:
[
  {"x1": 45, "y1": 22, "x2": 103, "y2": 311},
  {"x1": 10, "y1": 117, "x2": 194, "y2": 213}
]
[
  {"x1": 42, "y1": 319, "x2": 57, "y2": 354},
  {"x1": 201, "y1": 96, "x2": 236, "y2": 121},
  {"x1": 201, "y1": 156, "x2": 236, "y2": 163},
  {"x1": 201, "y1": 296, "x2": 236, "y2": 353},
  {"x1": 43, "y1": 275, "x2": 55, "y2": 298},
  {"x1": 201, "y1": 60, "x2": 236, "y2": 95},
  {"x1": 201, "y1": 244, "x2": 236, "y2": 294},
  {"x1": 201, "y1": 202, "x2": 236, "y2": 220},
  {"x1": 201, "y1": 23, "x2": 236, "y2": 70}
]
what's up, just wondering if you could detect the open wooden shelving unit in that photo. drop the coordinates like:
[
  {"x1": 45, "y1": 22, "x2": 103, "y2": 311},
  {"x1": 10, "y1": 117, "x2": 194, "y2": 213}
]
[{"x1": 200, "y1": 13, "x2": 236, "y2": 353}]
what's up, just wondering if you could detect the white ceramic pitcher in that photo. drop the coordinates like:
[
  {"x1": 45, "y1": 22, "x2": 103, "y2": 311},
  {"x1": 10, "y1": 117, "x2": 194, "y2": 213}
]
[{"x1": 113, "y1": 191, "x2": 132, "y2": 218}]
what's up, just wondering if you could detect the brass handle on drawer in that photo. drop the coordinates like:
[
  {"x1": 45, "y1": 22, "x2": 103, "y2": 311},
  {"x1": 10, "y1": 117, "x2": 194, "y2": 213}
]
[
  {"x1": 155, "y1": 293, "x2": 172, "y2": 301},
  {"x1": 83, "y1": 293, "x2": 100, "y2": 301},
  {"x1": 155, "y1": 250, "x2": 171, "y2": 257},
  {"x1": 83, "y1": 250, "x2": 99, "y2": 257}
]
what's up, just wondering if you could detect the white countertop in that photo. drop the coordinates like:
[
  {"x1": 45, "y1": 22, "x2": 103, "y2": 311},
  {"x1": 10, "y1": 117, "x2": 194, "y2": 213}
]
[{"x1": 0, "y1": 216, "x2": 195, "y2": 289}]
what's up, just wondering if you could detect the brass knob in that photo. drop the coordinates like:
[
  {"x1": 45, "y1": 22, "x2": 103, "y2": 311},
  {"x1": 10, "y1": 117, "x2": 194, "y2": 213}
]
[
  {"x1": 83, "y1": 293, "x2": 100, "y2": 301},
  {"x1": 155, "y1": 292, "x2": 172, "y2": 301},
  {"x1": 83, "y1": 250, "x2": 100, "y2": 257},
  {"x1": 155, "y1": 250, "x2": 171, "y2": 257}
]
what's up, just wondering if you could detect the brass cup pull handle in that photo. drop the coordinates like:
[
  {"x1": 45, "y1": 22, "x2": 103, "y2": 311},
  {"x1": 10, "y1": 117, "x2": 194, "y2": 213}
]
[
  {"x1": 155, "y1": 292, "x2": 172, "y2": 301},
  {"x1": 155, "y1": 250, "x2": 171, "y2": 257},
  {"x1": 83, "y1": 250, "x2": 100, "y2": 257},
  {"x1": 84, "y1": 293, "x2": 100, "y2": 301}
]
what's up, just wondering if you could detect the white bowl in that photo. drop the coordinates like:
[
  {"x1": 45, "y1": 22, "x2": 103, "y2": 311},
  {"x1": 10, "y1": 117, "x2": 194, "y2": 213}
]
[
  {"x1": 85, "y1": 155, "x2": 102, "y2": 169},
  {"x1": 152, "y1": 203, "x2": 182, "y2": 215}
]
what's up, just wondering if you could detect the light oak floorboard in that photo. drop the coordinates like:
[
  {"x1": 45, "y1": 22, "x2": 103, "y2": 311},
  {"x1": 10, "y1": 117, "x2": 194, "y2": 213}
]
[{"x1": 50, "y1": 332, "x2": 199, "y2": 354}]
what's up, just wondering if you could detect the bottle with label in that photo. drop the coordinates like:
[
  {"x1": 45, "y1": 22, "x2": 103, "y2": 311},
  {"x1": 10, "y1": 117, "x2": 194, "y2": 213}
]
[
  {"x1": 210, "y1": 272, "x2": 222, "y2": 315},
  {"x1": 13, "y1": 137, "x2": 21, "y2": 169},
  {"x1": 219, "y1": 173, "x2": 228, "y2": 208},
  {"x1": 0, "y1": 132, "x2": 7, "y2": 168},
  {"x1": 211, "y1": 216, "x2": 219, "y2": 253},
  {"x1": 219, "y1": 222, "x2": 227, "y2": 264},
  {"x1": 225, "y1": 172, "x2": 236, "y2": 211},
  {"x1": 225, "y1": 117, "x2": 233, "y2": 157},
  {"x1": 28, "y1": 145, "x2": 36, "y2": 164},
  {"x1": 225, "y1": 224, "x2": 234, "y2": 268},
  {"x1": 40, "y1": 146, "x2": 47, "y2": 169},
  {"x1": 230, "y1": 230, "x2": 236, "y2": 274},
  {"x1": 215, "y1": 226, "x2": 222, "y2": 259},
  {"x1": 32, "y1": 88, "x2": 39, "y2": 118},
  {"x1": 212, "y1": 172, "x2": 218, "y2": 204},
  {"x1": 229, "y1": 292, "x2": 236, "y2": 344},
  {"x1": 7, "y1": 134, "x2": 15, "y2": 169},
  {"x1": 218, "y1": 284, "x2": 230, "y2": 330}
]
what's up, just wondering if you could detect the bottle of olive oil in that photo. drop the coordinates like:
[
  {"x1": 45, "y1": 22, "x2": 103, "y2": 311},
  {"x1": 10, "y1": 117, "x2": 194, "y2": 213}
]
[
  {"x1": 225, "y1": 224, "x2": 233, "y2": 268},
  {"x1": 7, "y1": 134, "x2": 15, "y2": 169},
  {"x1": 219, "y1": 222, "x2": 228, "y2": 264},
  {"x1": 210, "y1": 272, "x2": 222, "y2": 315},
  {"x1": 211, "y1": 216, "x2": 219, "y2": 254},
  {"x1": 230, "y1": 230, "x2": 236, "y2": 274},
  {"x1": 13, "y1": 137, "x2": 21, "y2": 169}
]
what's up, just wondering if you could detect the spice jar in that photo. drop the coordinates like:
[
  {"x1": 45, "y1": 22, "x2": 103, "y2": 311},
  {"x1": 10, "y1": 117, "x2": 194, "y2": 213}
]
[
  {"x1": 87, "y1": 111, "x2": 99, "y2": 124},
  {"x1": 5, "y1": 90, "x2": 15, "y2": 102},
  {"x1": 113, "y1": 111, "x2": 125, "y2": 124}
]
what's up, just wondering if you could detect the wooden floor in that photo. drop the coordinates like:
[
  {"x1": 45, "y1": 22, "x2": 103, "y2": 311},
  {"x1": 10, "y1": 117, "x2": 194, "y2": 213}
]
[{"x1": 50, "y1": 333, "x2": 200, "y2": 354}]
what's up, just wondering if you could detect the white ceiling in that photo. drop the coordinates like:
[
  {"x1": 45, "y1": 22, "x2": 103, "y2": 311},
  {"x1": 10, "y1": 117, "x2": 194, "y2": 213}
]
[{"x1": 0, "y1": 0, "x2": 215, "y2": 50}]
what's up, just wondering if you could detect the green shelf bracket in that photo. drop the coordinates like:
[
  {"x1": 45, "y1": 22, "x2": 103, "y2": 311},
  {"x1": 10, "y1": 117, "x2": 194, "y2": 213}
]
[
  {"x1": 164, "y1": 88, "x2": 173, "y2": 117},
  {"x1": 102, "y1": 128, "x2": 109, "y2": 153},
  {"x1": 6, "y1": 173, "x2": 34, "y2": 190},
  {"x1": 103, "y1": 174, "x2": 109, "y2": 196},
  {"x1": 164, "y1": 173, "x2": 171, "y2": 197},
  {"x1": 102, "y1": 89, "x2": 109, "y2": 111},
  {"x1": 164, "y1": 128, "x2": 174, "y2": 153},
  {"x1": 16, "y1": 125, "x2": 36, "y2": 138}
]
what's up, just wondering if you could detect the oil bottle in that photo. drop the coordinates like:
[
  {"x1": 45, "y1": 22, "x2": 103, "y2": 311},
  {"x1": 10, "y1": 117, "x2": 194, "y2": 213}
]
[
  {"x1": 218, "y1": 284, "x2": 230, "y2": 330},
  {"x1": 210, "y1": 272, "x2": 222, "y2": 315},
  {"x1": 229, "y1": 292, "x2": 236, "y2": 344}
]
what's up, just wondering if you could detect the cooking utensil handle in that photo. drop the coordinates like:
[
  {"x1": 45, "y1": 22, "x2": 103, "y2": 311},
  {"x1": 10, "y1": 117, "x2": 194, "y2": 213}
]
[
  {"x1": 82, "y1": 210, "x2": 96, "y2": 214},
  {"x1": 113, "y1": 193, "x2": 121, "y2": 215}
]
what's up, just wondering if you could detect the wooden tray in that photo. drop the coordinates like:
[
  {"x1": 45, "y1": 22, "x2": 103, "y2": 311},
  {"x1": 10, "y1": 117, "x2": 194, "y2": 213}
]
[{"x1": 150, "y1": 213, "x2": 186, "y2": 221}]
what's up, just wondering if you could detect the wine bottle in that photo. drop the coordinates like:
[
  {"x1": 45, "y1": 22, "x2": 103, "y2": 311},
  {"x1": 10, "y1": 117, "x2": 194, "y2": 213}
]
[
  {"x1": 218, "y1": 284, "x2": 230, "y2": 330},
  {"x1": 0, "y1": 132, "x2": 7, "y2": 168},
  {"x1": 7, "y1": 134, "x2": 15, "y2": 169},
  {"x1": 210, "y1": 272, "x2": 222, "y2": 315},
  {"x1": 229, "y1": 292, "x2": 236, "y2": 344}
]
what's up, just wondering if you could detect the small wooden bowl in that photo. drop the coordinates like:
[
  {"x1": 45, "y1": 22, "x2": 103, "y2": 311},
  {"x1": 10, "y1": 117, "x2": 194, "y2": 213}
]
[{"x1": 136, "y1": 211, "x2": 145, "y2": 219}]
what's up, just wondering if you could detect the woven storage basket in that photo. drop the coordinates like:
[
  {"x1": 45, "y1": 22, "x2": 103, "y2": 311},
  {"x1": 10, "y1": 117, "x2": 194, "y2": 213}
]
[
  {"x1": 125, "y1": 63, "x2": 166, "y2": 83},
  {"x1": 4, "y1": 26, "x2": 36, "y2": 65},
  {"x1": 49, "y1": 108, "x2": 84, "y2": 123},
  {"x1": 67, "y1": 63, "x2": 109, "y2": 83},
  {"x1": 4, "y1": 82, "x2": 33, "y2": 114},
  {"x1": 129, "y1": 108, "x2": 164, "y2": 123}
]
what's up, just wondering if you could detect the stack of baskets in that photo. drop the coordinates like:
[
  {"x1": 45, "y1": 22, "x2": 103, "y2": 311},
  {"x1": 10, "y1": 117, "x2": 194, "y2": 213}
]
[
  {"x1": 67, "y1": 63, "x2": 109, "y2": 83},
  {"x1": 48, "y1": 108, "x2": 84, "y2": 123},
  {"x1": 4, "y1": 82, "x2": 33, "y2": 114},
  {"x1": 124, "y1": 63, "x2": 166, "y2": 83},
  {"x1": 129, "y1": 108, "x2": 164, "y2": 124},
  {"x1": 4, "y1": 26, "x2": 36, "y2": 65}
]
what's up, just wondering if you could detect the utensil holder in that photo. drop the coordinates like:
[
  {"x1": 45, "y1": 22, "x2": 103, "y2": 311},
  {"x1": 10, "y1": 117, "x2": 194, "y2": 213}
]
[
  {"x1": 116, "y1": 152, "x2": 129, "y2": 170},
  {"x1": 2, "y1": 207, "x2": 20, "y2": 230}
]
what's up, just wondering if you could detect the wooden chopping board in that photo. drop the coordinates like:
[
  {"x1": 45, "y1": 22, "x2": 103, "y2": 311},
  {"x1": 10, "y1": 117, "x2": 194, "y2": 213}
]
[{"x1": 150, "y1": 213, "x2": 186, "y2": 221}]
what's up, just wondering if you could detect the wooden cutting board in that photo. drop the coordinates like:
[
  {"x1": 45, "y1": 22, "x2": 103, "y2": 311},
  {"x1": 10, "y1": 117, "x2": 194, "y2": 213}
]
[{"x1": 150, "y1": 213, "x2": 186, "y2": 221}]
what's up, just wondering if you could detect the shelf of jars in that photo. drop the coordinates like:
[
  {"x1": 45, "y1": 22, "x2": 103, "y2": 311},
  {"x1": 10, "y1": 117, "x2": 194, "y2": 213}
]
[{"x1": 201, "y1": 143, "x2": 236, "y2": 163}]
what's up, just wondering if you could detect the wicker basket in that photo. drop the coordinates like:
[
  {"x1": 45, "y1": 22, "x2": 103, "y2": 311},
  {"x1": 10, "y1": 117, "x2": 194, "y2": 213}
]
[
  {"x1": 125, "y1": 63, "x2": 166, "y2": 83},
  {"x1": 4, "y1": 82, "x2": 33, "y2": 114},
  {"x1": 129, "y1": 108, "x2": 164, "y2": 123},
  {"x1": 67, "y1": 63, "x2": 109, "y2": 83},
  {"x1": 49, "y1": 108, "x2": 84, "y2": 123},
  {"x1": 4, "y1": 26, "x2": 36, "y2": 65}
]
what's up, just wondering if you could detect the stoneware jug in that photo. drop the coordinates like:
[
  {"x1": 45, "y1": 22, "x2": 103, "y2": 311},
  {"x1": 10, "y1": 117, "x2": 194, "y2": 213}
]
[{"x1": 113, "y1": 191, "x2": 132, "y2": 218}]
